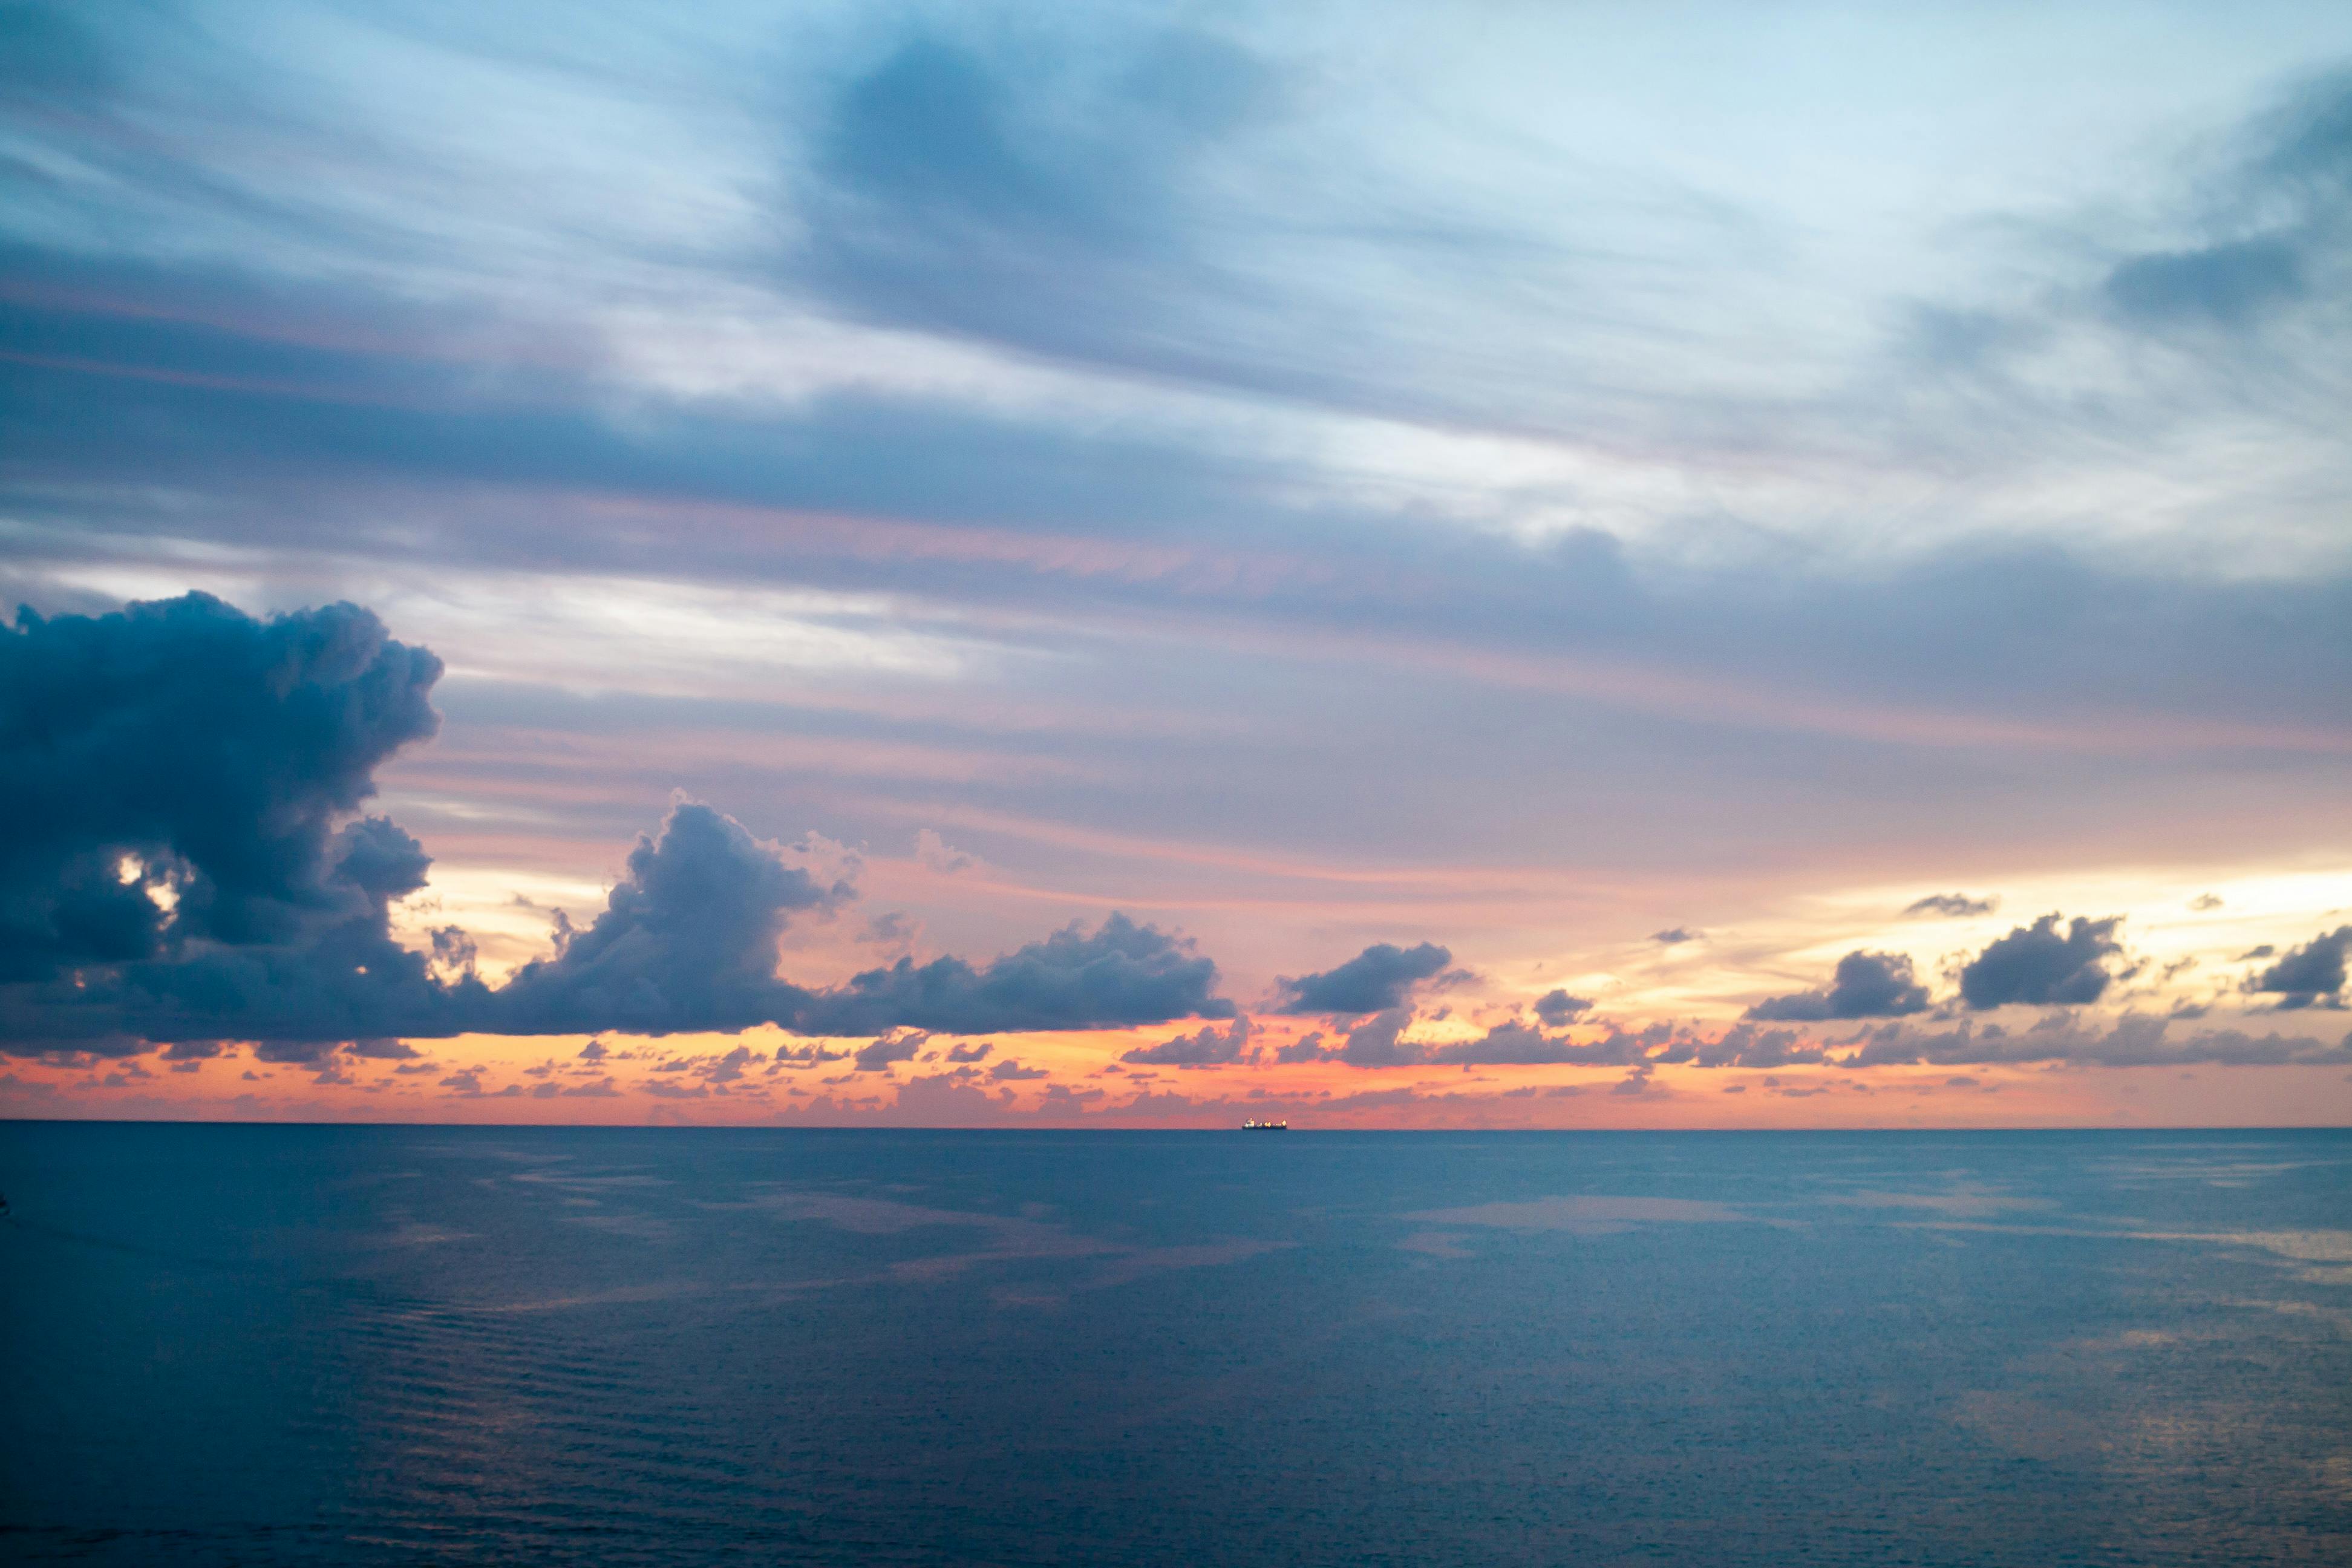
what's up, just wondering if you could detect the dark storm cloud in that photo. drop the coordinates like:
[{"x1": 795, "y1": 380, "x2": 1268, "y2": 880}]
[
  {"x1": 1747, "y1": 951, "x2": 1932, "y2": 1022},
  {"x1": 1904, "y1": 893, "x2": 1996, "y2": 918},
  {"x1": 1958, "y1": 915, "x2": 2125, "y2": 1010},
  {"x1": 1272, "y1": 942, "x2": 1452, "y2": 1016},
  {"x1": 0, "y1": 808, "x2": 490, "y2": 1054},
  {"x1": 1120, "y1": 1018, "x2": 1251, "y2": 1067},
  {"x1": 0, "y1": 593, "x2": 441, "y2": 981},
  {"x1": 794, "y1": 914, "x2": 1233, "y2": 1037},
  {"x1": 2247, "y1": 926, "x2": 2351, "y2": 1009}
]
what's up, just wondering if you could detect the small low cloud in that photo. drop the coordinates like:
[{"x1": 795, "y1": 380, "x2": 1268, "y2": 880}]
[
  {"x1": 1272, "y1": 1030, "x2": 1328, "y2": 1063},
  {"x1": 2246, "y1": 926, "x2": 2351, "y2": 1010},
  {"x1": 1748, "y1": 951, "x2": 1931, "y2": 1022},
  {"x1": 1651, "y1": 927, "x2": 1701, "y2": 946},
  {"x1": 1534, "y1": 989, "x2": 1592, "y2": 1025},
  {"x1": 1272, "y1": 942, "x2": 1451, "y2": 1016},
  {"x1": 853, "y1": 1028, "x2": 928, "y2": 1072},
  {"x1": 1959, "y1": 915, "x2": 2124, "y2": 1009},
  {"x1": 1121, "y1": 1018, "x2": 1251, "y2": 1067},
  {"x1": 1905, "y1": 893, "x2": 1996, "y2": 918}
]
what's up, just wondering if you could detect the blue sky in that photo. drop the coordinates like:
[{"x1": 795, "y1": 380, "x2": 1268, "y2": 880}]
[{"x1": 2, "y1": 1, "x2": 2349, "y2": 1123}]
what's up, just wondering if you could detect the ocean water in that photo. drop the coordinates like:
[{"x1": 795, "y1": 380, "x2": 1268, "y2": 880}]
[{"x1": 1, "y1": 1126, "x2": 2347, "y2": 1566}]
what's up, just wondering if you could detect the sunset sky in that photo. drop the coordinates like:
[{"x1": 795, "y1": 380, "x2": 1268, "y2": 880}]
[{"x1": 4, "y1": 0, "x2": 2350, "y2": 1126}]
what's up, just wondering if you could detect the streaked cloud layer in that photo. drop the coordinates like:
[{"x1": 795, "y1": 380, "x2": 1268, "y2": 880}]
[{"x1": 2, "y1": 1, "x2": 2348, "y2": 1125}]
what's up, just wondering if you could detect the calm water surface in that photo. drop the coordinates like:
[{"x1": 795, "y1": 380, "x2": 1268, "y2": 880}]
[{"x1": 2, "y1": 1125, "x2": 2348, "y2": 1565}]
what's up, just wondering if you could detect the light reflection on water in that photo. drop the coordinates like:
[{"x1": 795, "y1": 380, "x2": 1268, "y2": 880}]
[{"x1": 2, "y1": 1126, "x2": 2348, "y2": 1565}]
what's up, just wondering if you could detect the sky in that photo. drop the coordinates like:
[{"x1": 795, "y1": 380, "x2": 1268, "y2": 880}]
[{"x1": 3, "y1": 0, "x2": 2350, "y2": 1128}]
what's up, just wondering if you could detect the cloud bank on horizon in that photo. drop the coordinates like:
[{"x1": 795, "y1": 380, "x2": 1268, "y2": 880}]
[{"x1": 2, "y1": 1, "x2": 2350, "y2": 1123}]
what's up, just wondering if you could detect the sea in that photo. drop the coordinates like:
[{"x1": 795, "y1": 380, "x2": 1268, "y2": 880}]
[{"x1": 1, "y1": 1125, "x2": 2347, "y2": 1566}]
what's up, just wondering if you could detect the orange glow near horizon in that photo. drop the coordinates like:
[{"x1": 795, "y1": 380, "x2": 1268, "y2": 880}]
[{"x1": 7, "y1": 1017, "x2": 2347, "y2": 1131}]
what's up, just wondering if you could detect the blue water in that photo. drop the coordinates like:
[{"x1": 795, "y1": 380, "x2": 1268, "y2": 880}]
[{"x1": 2, "y1": 1126, "x2": 2347, "y2": 1565}]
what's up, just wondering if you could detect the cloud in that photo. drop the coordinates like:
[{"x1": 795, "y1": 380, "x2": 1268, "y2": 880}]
[
  {"x1": 2247, "y1": 926, "x2": 2351, "y2": 1010},
  {"x1": 1273, "y1": 942, "x2": 1452, "y2": 1016},
  {"x1": 1120, "y1": 1017, "x2": 1251, "y2": 1067},
  {"x1": 1845, "y1": 1014, "x2": 2352, "y2": 1069},
  {"x1": 1688, "y1": 1023, "x2": 1824, "y2": 1070},
  {"x1": 0, "y1": 594, "x2": 1234, "y2": 1053},
  {"x1": 1905, "y1": 893, "x2": 1996, "y2": 918},
  {"x1": 2106, "y1": 237, "x2": 2306, "y2": 327},
  {"x1": 852, "y1": 1028, "x2": 927, "y2": 1072},
  {"x1": 1271, "y1": 1030, "x2": 1327, "y2": 1063},
  {"x1": 945, "y1": 1040, "x2": 992, "y2": 1062},
  {"x1": 1334, "y1": 1008, "x2": 1417, "y2": 1067},
  {"x1": 1651, "y1": 927, "x2": 1700, "y2": 945},
  {"x1": 496, "y1": 800, "x2": 843, "y2": 1035},
  {"x1": 801, "y1": 30, "x2": 1279, "y2": 381},
  {"x1": 1533, "y1": 989, "x2": 1592, "y2": 1025},
  {"x1": 2097, "y1": 76, "x2": 2351, "y2": 333},
  {"x1": 913, "y1": 828, "x2": 975, "y2": 875},
  {"x1": 0, "y1": 593, "x2": 440, "y2": 982},
  {"x1": 795, "y1": 913, "x2": 1233, "y2": 1036},
  {"x1": 1958, "y1": 915, "x2": 2124, "y2": 1010},
  {"x1": 1748, "y1": 950, "x2": 1932, "y2": 1021}
]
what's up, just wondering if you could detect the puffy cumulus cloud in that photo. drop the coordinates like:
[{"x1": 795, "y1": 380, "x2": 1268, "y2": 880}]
[
  {"x1": 1844, "y1": 1014, "x2": 2352, "y2": 1069},
  {"x1": 0, "y1": 593, "x2": 440, "y2": 982},
  {"x1": 797, "y1": 914, "x2": 1233, "y2": 1037},
  {"x1": 1905, "y1": 893, "x2": 1996, "y2": 918},
  {"x1": 1534, "y1": 990, "x2": 1592, "y2": 1025},
  {"x1": 1273, "y1": 942, "x2": 1451, "y2": 1016},
  {"x1": 495, "y1": 800, "x2": 844, "y2": 1036},
  {"x1": 2247, "y1": 926, "x2": 2351, "y2": 1010},
  {"x1": 1120, "y1": 1017, "x2": 1251, "y2": 1067},
  {"x1": 1747, "y1": 951, "x2": 1931, "y2": 1022},
  {"x1": 1958, "y1": 915, "x2": 2125, "y2": 1010}
]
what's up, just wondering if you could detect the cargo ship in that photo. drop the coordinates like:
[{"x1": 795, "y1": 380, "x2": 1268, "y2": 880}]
[{"x1": 1241, "y1": 1119, "x2": 1288, "y2": 1130}]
